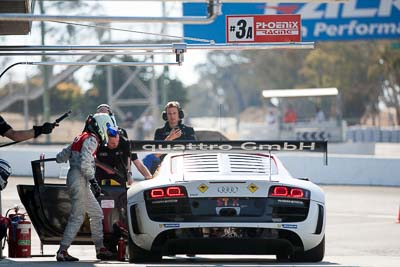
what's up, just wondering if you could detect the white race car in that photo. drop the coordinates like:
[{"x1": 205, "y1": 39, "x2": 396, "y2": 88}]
[{"x1": 127, "y1": 141, "x2": 326, "y2": 263}]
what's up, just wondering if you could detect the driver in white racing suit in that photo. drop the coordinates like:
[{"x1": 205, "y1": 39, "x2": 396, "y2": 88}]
[{"x1": 55, "y1": 113, "x2": 117, "y2": 262}]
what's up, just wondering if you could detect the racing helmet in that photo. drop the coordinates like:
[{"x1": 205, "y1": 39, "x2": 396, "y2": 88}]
[
  {"x1": 86, "y1": 113, "x2": 118, "y2": 146},
  {"x1": 96, "y1": 103, "x2": 117, "y2": 126},
  {"x1": 96, "y1": 103, "x2": 111, "y2": 113},
  {"x1": 0, "y1": 159, "x2": 12, "y2": 191}
]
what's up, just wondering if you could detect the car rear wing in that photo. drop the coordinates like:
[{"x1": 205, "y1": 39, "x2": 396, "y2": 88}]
[{"x1": 130, "y1": 140, "x2": 328, "y2": 165}]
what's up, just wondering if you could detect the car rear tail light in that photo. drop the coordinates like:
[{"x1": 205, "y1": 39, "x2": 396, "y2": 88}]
[
  {"x1": 166, "y1": 186, "x2": 185, "y2": 197},
  {"x1": 290, "y1": 188, "x2": 304, "y2": 198},
  {"x1": 272, "y1": 186, "x2": 288, "y2": 196},
  {"x1": 147, "y1": 186, "x2": 187, "y2": 199},
  {"x1": 150, "y1": 188, "x2": 165, "y2": 198},
  {"x1": 269, "y1": 185, "x2": 308, "y2": 199}
]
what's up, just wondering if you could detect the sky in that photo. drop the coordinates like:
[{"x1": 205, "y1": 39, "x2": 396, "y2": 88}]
[
  {"x1": 101, "y1": 1, "x2": 207, "y2": 86},
  {"x1": 0, "y1": 1, "x2": 207, "y2": 89}
]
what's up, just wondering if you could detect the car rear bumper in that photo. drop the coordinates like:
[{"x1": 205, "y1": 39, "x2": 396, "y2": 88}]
[
  {"x1": 128, "y1": 200, "x2": 325, "y2": 254},
  {"x1": 158, "y1": 237, "x2": 296, "y2": 255}
]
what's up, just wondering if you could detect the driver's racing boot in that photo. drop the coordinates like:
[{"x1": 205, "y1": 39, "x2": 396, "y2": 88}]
[
  {"x1": 56, "y1": 249, "x2": 79, "y2": 261},
  {"x1": 96, "y1": 247, "x2": 114, "y2": 260}
]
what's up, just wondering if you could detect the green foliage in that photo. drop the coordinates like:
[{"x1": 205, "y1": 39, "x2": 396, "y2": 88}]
[
  {"x1": 374, "y1": 42, "x2": 400, "y2": 123},
  {"x1": 194, "y1": 51, "x2": 256, "y2": 117},
  {"x1": 0, "y1": 0, "x2": 107, "y2": 121},
  {"x1": 3, "y1": 75, "x2": 83, "y2": 118},
  {"x1": 192, "y1": 41, "x2": 400, "y2": 125}
]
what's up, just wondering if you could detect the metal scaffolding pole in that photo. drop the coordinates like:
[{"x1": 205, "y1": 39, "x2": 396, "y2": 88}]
[
  {"x1": 0, "y1": 0, "x2": 221, "y2": 24},
  {"x1": 0, "y1": 42, "x2": 315, "y2": 52}
]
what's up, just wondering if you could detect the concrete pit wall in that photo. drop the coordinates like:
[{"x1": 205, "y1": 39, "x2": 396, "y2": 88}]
[{"x1": 0, "y1": 145, "x2": 399, "y2": 186}]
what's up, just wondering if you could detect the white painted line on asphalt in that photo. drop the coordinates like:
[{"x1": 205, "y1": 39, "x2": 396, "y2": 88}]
[{"x1": 329, "y1": 212, "x2": 394, "y2": 219}]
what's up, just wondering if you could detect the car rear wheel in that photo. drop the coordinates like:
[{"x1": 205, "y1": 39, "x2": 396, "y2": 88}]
[
  {"x1": 276, "y1": 252, "x2": 289, "y2": 262},
  {"x1": 291, "y1": 236, "x2": 325, "y2": 262},
  {"x1": 128, "y1": 235, "x2": 162, "y2": 263},
  {"x1": 276, "y1": 246, "x2": 292, "y2": 262}
]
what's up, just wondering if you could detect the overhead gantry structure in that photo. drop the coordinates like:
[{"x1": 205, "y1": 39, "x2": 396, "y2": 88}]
[
  {"x1": 0, "y1": 42, "x2": 315, "y2": 69},
  {"x1": 0, "y1": 0, "x2": 349, "y2": 68},
  {"x1": 1, "y1": 0, "x2": 347, "y2": 27},
  {"x1": 0, "y1": 0, "x2": 346, "y2": 125}
]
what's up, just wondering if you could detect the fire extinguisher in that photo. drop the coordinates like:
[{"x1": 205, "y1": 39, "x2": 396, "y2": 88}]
[
  {"x1": 117, "y1": 237, "x2": 125, "y2": 261},
  {"x1": 6, "y1": 205, "x2": 31, "y2": 258}
]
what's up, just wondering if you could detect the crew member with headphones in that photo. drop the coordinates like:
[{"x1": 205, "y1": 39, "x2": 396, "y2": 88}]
[
  {"x1": 154, "y1": 101, "x2": 196, "y2": 141},
  {"x1": 143, "y1": 101, "x2": 196, "y2": 174}
]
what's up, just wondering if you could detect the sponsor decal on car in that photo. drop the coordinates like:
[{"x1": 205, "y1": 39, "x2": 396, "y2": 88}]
[
  {"x1": 152, "y1": 199, "x2": 178, "y2": 204},
  {"x1": 278, "y1": 224, "x2": 298, "y2": 229},
  {"x1": 277, "y1": 199, "x2": 304, "y2": 205},
  {"x1": 139, "y1": 141, "x2": 318, "y2": 152},
  {"x1": 198, "y1": 183, "x2": 209, "y2": 193},
  {"x1": 247, "y1": 183, "x2": 258, "y2": 193},
  {"x1": 160, "y1": 223, "x2": 180, "y2": 228}
]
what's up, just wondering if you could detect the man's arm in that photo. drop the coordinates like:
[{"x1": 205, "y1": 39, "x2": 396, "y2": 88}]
[
  {"x1": 132, "y1": 159, "x2": 152, "y2": 181},
  {"x1": 80, "y1": 135, "x2": 98, "y2": 181},
  {"x1": 4, "y1": 128, "x2": 35, "y2": 141},
  {"x1": 4, "y1": 122, "x2": 56, "y2": 141},
  {"x1": 126, "y1": 153, "x2": 133, "y2": 185},
  {"x1": 56, "y1": 144, "x2": 72, "y2": 163}
]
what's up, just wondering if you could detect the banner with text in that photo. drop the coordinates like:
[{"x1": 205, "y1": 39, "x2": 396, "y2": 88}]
[{"x1": 183, "y1": 0, "x2": 400, "y2": 43}]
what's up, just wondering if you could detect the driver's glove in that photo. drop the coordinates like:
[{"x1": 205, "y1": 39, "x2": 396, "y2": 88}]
[
  {"x1": 89, "y1": 179, "x2": 104, "y2": 198},
  {"x1": 33, "y1": 122, "x2": 58, "y2": 138}
]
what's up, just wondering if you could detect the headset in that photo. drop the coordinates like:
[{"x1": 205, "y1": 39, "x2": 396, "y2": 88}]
[{"x1": 162, "y1": 101, "x2": 184, "y2": 121}]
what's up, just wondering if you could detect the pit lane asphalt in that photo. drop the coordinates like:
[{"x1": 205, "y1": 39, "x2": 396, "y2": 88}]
[{"x1": 1, "y1": 177, "x2": 399, "y2": 267}]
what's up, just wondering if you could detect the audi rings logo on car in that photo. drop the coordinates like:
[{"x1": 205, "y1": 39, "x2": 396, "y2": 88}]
[{"x1": 217, "y1": 186, "x2": 239, "y2": 193}]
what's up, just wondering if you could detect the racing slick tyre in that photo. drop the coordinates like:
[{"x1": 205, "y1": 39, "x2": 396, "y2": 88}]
[
  {"x1": 276, "y1": 252, "x2": 290, "y2": 262},
  {"x1": 128, "y1": 235, "x2": 162, "y2": 263},
  {"x1": 276, "y1": 247, "x2": 292, "y2": 262},
  {"x1": 291, "y1": 236, "x2": 325, "y2": 262}
]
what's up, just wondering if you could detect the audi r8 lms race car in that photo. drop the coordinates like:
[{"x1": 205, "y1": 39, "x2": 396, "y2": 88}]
[{"x1": 127, "y1": 140, "x2": 327, "y2": 263}]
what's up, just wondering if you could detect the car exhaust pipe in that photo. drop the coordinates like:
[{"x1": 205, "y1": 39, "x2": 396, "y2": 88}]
[{"x1": 217, "y1": 207, "x2": 239, "y2": 216}]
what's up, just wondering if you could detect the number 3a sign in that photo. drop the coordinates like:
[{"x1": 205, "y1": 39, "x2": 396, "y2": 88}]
[
  {"x1": 226, "y1": 15, "x2": 301, "y2": 43},
  {"x1": 227, "y1": 16, "x2": 255, "y2": 42}
]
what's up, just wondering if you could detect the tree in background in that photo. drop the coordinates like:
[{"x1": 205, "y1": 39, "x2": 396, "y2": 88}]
[
  {"x1": 3, "y1": 75, "x2": 83, "y2": 119},
  {"x1": 300, "y1": 41, "x2": 382, "y2": 124},
  {"x1": 193, "y1": 51, "x2": 252, "y2": 119},
  {"x1": 0, "y1": 0, "x2": 107, "y2": 135},
  {"x1": 191, "y1": 41, "x2": 400, "y2": 126},
  {"x1": 369, "y1": 43, "x2": 400, "y2": 125}
]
